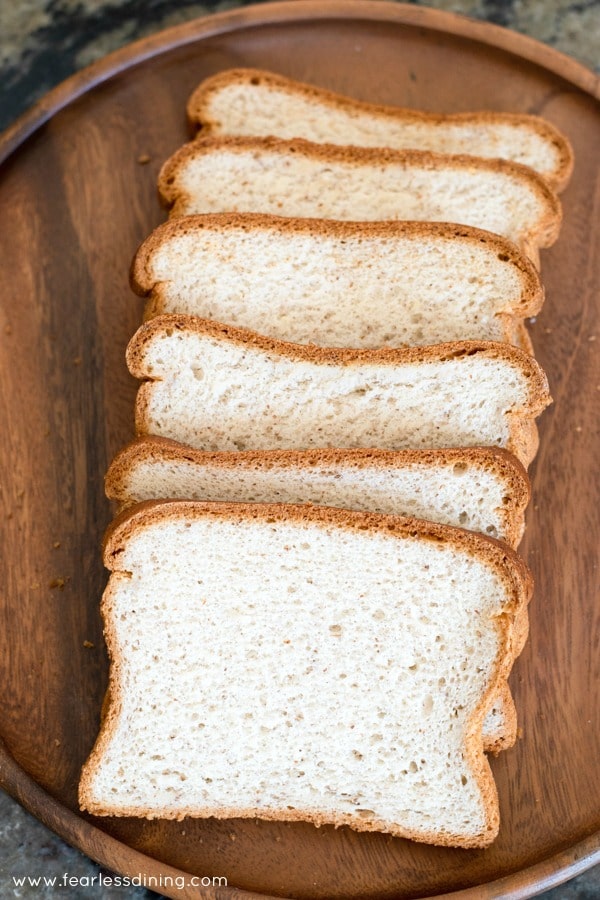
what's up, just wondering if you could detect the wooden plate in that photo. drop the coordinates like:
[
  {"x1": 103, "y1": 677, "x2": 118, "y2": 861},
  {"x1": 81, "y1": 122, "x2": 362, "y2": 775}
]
[{"x1": 0, "y1": 2, "x2": 598, "y2": 897}]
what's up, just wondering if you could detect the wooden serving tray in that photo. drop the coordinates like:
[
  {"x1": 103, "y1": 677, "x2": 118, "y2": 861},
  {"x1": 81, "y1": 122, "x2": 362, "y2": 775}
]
[{"x1": 0, "y1": 2, "x2": 598, "y2": 897}]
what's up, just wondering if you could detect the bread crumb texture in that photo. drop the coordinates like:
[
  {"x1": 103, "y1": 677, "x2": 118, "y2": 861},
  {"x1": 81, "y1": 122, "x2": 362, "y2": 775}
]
[
  {"x1": 187, "y1": 69, "x2": 573, "y2": 191},
  {"x1": 135, "y1": 215, "x2": 543, "y2": 348},
  {"x1": 79, "y1": 503, "x2": 531, "y2": 847},
  {"x1": 128, "y1": 318, "x2": 550, "y2": 468},
  {"x1": 106, "y1": 440, "x2": 529, "y2": 548},
  {"x1": 158, "y1": 137, "x2": 561, "y2": 256}
]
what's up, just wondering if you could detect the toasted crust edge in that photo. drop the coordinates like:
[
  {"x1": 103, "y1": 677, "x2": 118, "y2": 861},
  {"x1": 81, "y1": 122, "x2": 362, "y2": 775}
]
[{"x1": 187, "y1": 68, "x2": 574, "y2": 192}]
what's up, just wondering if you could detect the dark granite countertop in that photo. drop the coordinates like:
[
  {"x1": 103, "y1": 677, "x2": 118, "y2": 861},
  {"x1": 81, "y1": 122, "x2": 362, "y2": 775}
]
[
  {"x1": 0, "y1": 1, "x2": 598, "y2": 898},
  {"x1": 1, "y1": 0, "x2": 599, "y2": 133}
]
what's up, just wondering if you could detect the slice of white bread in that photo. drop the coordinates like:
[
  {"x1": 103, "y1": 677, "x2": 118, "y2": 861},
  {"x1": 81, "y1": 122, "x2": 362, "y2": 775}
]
[
  {"x1": 106, "y1": 438, "x2": 530, "y2": 549},
  {"x1": 158, "y1": 137, "x2": 561, "y2": 261},
  {"x1": 127, "y1": 316, "x2": 551, "y2": 468},
  {"x1": 78, "y1": 500, "x2": 532, "y2": 847},
  {"x1": 132, "y1": 214, "x2": 543, "y2": 348},
  {"x1": 104, "y1": 437, "x2": 530, "y2": 753},
  {"x1": 187, "y1": 68, "x2": 573, "y2": 192}
]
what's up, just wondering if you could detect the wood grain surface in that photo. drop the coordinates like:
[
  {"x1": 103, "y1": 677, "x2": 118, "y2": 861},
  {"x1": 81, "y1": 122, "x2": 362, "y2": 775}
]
[{"x1": 0, "y1": 2, "x2": 598, "y2": 898}]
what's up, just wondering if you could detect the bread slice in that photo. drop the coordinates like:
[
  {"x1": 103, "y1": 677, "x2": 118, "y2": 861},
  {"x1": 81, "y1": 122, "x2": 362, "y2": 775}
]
[
  {"x1": 187, "y1": 68, "x2": 573, "y2": 192},
  {"x1": 79, "y1": 500, "x2": 532, "y2": 847},
  {"x1": 106, "y1": 438, "x2": 530, "y2": 549},
  {"x1": 105, "y1": 437, "x2": 530, "y2": 752},
  {"x1": 127, "y1": 315, "x2": 551, "y2": 468},
  {"x1": 158, "y1": 137, "x2": 561, "y2": 261},
  {"x1": 132, "y1": 214, "x2": 543, "y2": 348}
]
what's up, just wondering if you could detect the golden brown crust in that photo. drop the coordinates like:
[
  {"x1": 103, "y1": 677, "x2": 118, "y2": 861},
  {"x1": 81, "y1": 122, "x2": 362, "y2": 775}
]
[
  {"x1": 484, "y1": 681, "x2": 518, "y2": 755},
  {"x1": 130, "y1": 212, "x2": 543, "y2": 319},
  {"x1": 104, "y1": 436, "x2": 530, "y2": 549},
  {"x1": 187, "y1": 68, "x2": 573, "y2": 192},
  {"x1": 512, "y1": 603, "x2": 531, "y2": 658},
  {"x1": 513, "y1": 319, "x2": 535, "y2": 356},
  {"x1": 509, "y1": 416, "x2": 540, "y2": 467},
  {"x1": 157, "y1": 136, "x2": 562, "y2": 251},
  {"x1": 126, "y1": 314, "x2": 551, "y2": 468},
  {"x1": 102, "y1": 500, "x2": 532, "y2": 605},
  {"x1": 80, "y1": 499, "x2": 531, "y2": 845},
  {"x1": 126, "y1": 313, "x2": 549, "y2": 402},
  {"x1": 106, "y1": 436, "x2": 531, "y2": 486},
  {"x1": 79, "y1": 797, "x2": 496, "y2": 847},
  {"x1": 79, "y1": 578, "x2": 125, "y2": 819}
]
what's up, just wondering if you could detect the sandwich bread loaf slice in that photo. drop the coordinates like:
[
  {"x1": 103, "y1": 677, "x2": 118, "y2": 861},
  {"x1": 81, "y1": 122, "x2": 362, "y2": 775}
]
[
  {"x1": 79, "y1": 500, "x2": 532, "y2": 847},
  {"x1": 158, "y1": 137, "x2": 561, "y2": 262},
  {"x1": 105, "y1": 437, "x2": 530, "y2": 752},
  {"x1": 106, "y1": 438, "x2": 530, "y2": 549},
  {"x1": 132, "y1": 214, "x2": 543, "y2": 348},
  {"x1": 187, "y1": 68, "x2": 573, "y2": 192},
  {"x1": 127, "y1": 316, "x2": 551, "y2": 468}
]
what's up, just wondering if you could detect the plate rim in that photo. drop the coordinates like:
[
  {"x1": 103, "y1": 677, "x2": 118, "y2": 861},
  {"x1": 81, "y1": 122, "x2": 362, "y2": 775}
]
[{"x1": 1, "y1": 2, "x2": 599, "y2": 898}]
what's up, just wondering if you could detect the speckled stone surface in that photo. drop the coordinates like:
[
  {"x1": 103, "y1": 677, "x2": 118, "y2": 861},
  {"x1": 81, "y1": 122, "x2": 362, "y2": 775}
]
[
  {"x1": 0, "y1": 1, "x2": 599, "y2": 898},
  {"x1": 0, "y1": 0, "x2": 599, "y2": 131}
]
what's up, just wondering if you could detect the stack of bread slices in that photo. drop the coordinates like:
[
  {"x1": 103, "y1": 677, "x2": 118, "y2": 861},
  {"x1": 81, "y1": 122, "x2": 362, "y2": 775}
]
[{"x1": 79, "y1": 69, "x2": 572, "y2": 849}]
